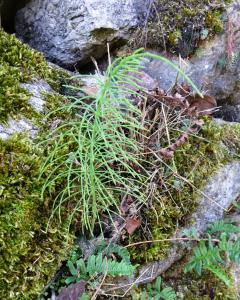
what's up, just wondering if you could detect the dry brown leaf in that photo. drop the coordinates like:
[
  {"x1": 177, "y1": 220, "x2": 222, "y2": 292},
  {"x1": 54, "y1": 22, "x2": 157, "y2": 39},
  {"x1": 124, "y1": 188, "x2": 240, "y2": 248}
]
[
  {"x1": 125, "y1": 218, "x2": 141, "y2": 235},
  {"x1": 187, "y1": 95, "x2": 217, "y2": 116}
]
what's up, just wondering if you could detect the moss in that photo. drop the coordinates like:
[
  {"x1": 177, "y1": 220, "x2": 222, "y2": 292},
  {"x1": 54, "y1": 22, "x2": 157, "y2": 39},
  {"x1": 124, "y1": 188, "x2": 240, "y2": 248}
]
[
  {"x1": 91, "y1": 28, "x2": 117, "y2": 40},
  {"x1": 206, "y1": 11, "x2": 224, "y2": 33},
  {"x1": 168, "y1": 30, "x2": 182, "y2": 46},
  {"x1": 128, "y1": 118, "x2": 240, "y2": 263},
  {"x1": 129, "y1": 0, "x2": 230, "y2": 57},
  {"x1": 221, "y1": 123, "x2": 240, "y2": 156},
  {"x1": 0, "y1": 134, "x2": 75, "y2": 299},
  {"x1": 182, "y1": 8, "x2": 197, "y2": 17},
  {"x1": 0, "y1": 29, "x2": 65, "y2": 123},
  {"x1": 0, "y1": 30, "x2": 78, "y2": 299}
]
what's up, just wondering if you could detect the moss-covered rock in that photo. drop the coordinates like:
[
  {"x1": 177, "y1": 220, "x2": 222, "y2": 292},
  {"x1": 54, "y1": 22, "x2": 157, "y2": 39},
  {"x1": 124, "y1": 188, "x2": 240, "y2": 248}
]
[
  {"x1": 0, "y1": 30, "x2": 75, "y2": 299},
  {"x1": 0, "y1": 29, "x2": 62, "y2": 123},
  {"x1": 128, "y1": 119, "x2": 240, "y2": 263},
  {"x1": 129, "y1": 0, "x2": 231, "y2": 57}
]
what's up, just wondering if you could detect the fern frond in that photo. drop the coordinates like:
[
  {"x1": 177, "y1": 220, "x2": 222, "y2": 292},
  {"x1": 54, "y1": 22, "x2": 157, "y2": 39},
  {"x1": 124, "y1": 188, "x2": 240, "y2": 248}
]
[
  {"x1": 105, "y1": 243, "x2": 131, "y2": 264},
  {"x1": 206, "y1": 264, "x2": 232, "y2": 287},
  {"x1": 219, "y1": 234, "x2": 240, "y2": 263},
  {"x1": 185, "y1": 240, "x2": 224, "y2": 275},
  {"x1": 147, "y1": 276, "x2": 176, "y2": 300},
  {"x1": 208, "y1": 221, "x2": 240, "y2": 235},
  {"x1": 68, "y1": 253, "x2": 135, "y2": 282},
  {"x1": 94, "y1": 242, "x2": 131, "y2": 263},
  {"x1": 158, "y1": 287, "x2": 177, "y2": 300},
  {"x1": 186, "y1": 220, "x2": 240, "y2": 287}
]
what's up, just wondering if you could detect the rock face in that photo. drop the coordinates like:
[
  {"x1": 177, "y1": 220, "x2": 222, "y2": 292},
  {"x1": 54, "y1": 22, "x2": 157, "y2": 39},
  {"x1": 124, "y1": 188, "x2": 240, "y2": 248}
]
[
  {"x1": 15, "y1": 0, "x2": 146, "y2": 68},
  {"x1": 144, "y1": 0, "x2": 240, "y2": 110},
  {"x1": 0, "y1": 79, "x2": 52, "y2": 140}
]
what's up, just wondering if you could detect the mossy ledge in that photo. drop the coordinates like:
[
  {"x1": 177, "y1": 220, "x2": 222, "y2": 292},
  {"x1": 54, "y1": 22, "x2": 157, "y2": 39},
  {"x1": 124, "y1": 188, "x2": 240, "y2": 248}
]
[
  {"x1": 0, "y1": 30, "x2": 75, "y2": 299},
  {"x1": 129, "y1": 0, "x2": 231, "y2": 57},
  {"x1": 0, "y1": 29, "x2": 67, "y2": 123},
  {"x1": 128, "y1": 119, "x2": 240, "y2": 263}
]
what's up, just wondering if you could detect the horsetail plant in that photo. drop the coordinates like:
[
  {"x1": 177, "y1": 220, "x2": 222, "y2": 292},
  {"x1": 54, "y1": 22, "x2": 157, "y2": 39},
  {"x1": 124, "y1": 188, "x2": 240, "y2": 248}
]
[{"x1": 40, "y1": 49, "x2": 202, "y2": 234}]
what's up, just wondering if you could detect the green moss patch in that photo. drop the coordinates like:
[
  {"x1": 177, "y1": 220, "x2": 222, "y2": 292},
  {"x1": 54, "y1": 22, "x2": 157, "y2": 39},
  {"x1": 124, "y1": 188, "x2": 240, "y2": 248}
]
[
  {"x1": 0, "y1": 30, "x2": 64, "y2": 123},
  {"x1": 0, "y1": 135, "x2": 74, "y2": 299}
]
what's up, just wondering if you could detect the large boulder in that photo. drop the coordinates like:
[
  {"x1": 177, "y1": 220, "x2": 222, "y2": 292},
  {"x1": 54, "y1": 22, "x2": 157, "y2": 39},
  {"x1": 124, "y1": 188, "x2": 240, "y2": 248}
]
[{"x1": 15, "y1": 0, "x2": 146, "y2": 68}]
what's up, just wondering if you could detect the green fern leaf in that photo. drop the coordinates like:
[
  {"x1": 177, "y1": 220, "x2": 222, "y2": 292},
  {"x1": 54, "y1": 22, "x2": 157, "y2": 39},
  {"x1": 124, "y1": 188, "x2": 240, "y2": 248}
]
[
  {"x1": 67, "y1": 260, "x2": 78, "y2": 276},
  {"x1": 68, "y1": 252, "x2": 135, "y2": 282},
  {"x1": 208, "y1": 221, "x2": 240, "y2": 235},
  {"x1": 147, "y1": 277, "x2": 176, "y2": 300},
  {"x1": 154, "y1": 277, "x2": 162, "y2": 292},
  {"x1": 159, "y1": 287, "x2": 176, "y2": 300},
  {"x1": 206, "y1": 264, "x2": 232, "y2": 287},
  {"x1": 185, "y1": 240, "x2": 224, "y2": 275}
]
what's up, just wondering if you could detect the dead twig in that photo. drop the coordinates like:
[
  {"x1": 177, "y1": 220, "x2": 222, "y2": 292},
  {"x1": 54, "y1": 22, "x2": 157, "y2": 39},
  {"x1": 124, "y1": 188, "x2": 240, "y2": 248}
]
[{"x1": 124, "y1": 237, "x2": 220, "y2": 249}]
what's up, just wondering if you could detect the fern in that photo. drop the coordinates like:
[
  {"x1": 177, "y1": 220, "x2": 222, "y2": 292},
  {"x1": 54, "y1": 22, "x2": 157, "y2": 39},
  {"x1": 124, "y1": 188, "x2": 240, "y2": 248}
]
[
  {"x1": 95, "y1": 242, "x2": 131, "y2": 264},
  {"x1": 207, "y1": 220, "x2": 240, "y2": 235},
  {"x1": 219, "y1": 233, "x2": 240, "y2": 263},
  {"x1": 206, "y1": 264, "x2": 231, "y2": 287},
  {"x1": 184, "y1": 240, "x2": 224, "y2": 275},
  {"x1": 141, "y1": 277, "x2": 176, "y2": 300},
  {"x1": 66, "y1": 253, "x2": 135, "y2": 284},
  {"x1": 185, "y1": 220, "x2": 240, "y2": 286}
]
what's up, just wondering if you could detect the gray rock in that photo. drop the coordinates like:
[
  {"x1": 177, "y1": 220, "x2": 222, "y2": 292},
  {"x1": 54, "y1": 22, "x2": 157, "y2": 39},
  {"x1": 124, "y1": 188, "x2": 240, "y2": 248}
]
[
  {"x1": 21, "y1": 79, "x2": 52, "y2": 112},
  {"x1": 0, "y1": 118, "x2": 37, "y2": 140},
  {"x1": 134, "y1": 162, "x2": 240, "y2": 285},
  {"x1": 184, "y1": 162, "x2": 240, "y2": 233},
  {"x1": 0, "y1": 79, "x2": 52, "y2": 140},
  {"x1": 144, "y1": 0, "x2": 240, "y2": 105},
  {"x1": 15, "y1": 0, "x2": 146, "y2": 68},
  {"x1": 216, "y1": 105, "x2": 240, "y2": 122}
]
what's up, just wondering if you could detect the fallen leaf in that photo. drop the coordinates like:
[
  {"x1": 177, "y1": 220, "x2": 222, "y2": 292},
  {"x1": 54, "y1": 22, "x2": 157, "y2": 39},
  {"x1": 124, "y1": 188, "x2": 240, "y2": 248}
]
[
  {"x1": 125, "y1": 218, "x2": 141, "y2": 235},
  {"x1": 187, "y1": 95, "x2": 217, "y2": 116},
  {"x1": 56, "y1": 281, "x2": 86, "y2": 300}
]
